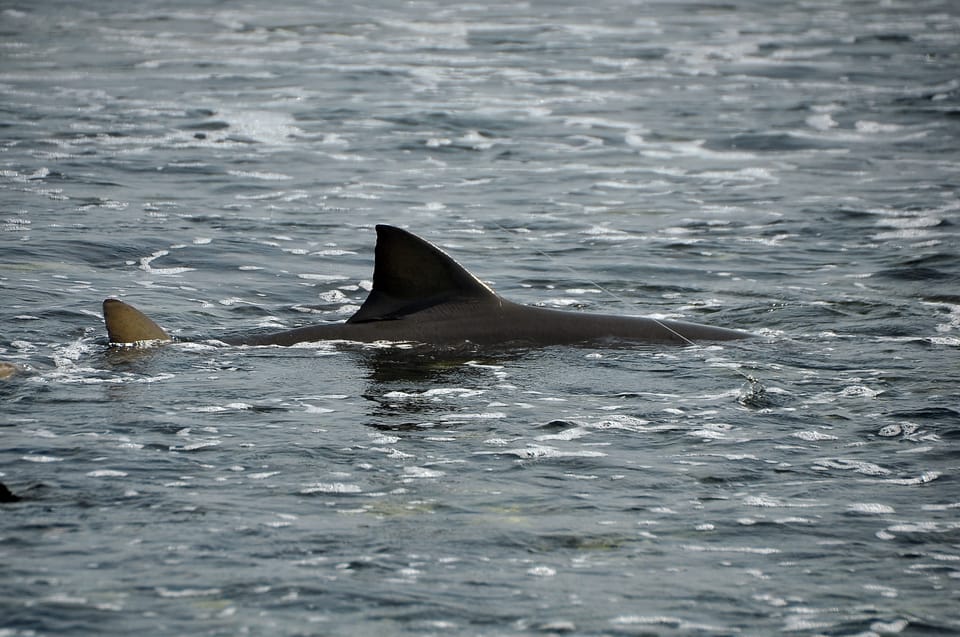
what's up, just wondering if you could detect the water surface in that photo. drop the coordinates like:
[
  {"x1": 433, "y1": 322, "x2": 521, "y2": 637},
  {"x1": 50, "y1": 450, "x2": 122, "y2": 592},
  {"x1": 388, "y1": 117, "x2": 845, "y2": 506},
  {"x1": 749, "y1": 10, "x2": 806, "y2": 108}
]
[{"x1": 2, "y1": 1, "x2": 959, "y2": 635}]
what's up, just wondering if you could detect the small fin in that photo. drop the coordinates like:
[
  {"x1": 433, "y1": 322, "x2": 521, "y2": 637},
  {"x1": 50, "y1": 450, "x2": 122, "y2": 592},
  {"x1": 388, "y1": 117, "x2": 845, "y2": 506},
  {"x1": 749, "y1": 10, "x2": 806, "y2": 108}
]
[
  {"x1": 348, "y1": 225, "x2": 498, "y2": 323},
  {"x1": 0, "y1": 481, "x2": 21, "y2": 503},
  {"x1": 0, "y1": 361, "x2": 23, "y2": 380},
  {"x1": 102, "y1": 299, "x2": 172, "y2": 345}
]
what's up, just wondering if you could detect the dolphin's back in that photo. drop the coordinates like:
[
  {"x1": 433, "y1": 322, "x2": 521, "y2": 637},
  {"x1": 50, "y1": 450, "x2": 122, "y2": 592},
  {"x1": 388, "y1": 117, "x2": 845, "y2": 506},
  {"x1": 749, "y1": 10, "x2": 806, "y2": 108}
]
[{"x1": 102, "y1": 225, "x2": 750, "y2": 347}]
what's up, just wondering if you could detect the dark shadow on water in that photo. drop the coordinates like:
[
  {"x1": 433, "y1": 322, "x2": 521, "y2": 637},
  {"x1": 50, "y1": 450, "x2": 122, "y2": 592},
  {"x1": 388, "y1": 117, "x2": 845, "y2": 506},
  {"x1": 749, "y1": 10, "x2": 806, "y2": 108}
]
[
  {"x1": 351, "y1": 346, "x2": 521, "y2": 431},
  {"x1": 356, "y1": 346, "x2": 516, "y2": 384}
]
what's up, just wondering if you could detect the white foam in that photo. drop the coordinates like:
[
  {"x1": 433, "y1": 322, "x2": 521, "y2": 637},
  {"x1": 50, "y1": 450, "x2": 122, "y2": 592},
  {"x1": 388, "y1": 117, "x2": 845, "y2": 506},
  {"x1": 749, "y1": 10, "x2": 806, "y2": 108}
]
[
  {"x1": 884, "y1": 472, "x2": 940, "y2": 486},
  {"x1": 792, "y1": 430, "x2": 839, "y2": 441},
  {"x1": 479, "y1": 445, "x2": 606, "y2": 460},
  {"x1": 682, "y1": 544, "x2": 780, "y2": 555},
  {"x1": 855, "y1": 120, "x2": 903, "y2": 134},
  {"x1": 139, "y1": 250, "x2": 195, "y2": 276},
  {"x1": 384, "y1": 388, "x2": 485, "y2": 400},
  {"x1": 629, "y1": 137, "x2": 757, "y2": 161},
  {"x1": 848, "y1": 503, "x2": 895, "y2": 514},
  {"x1": 536, "y1": 427, "x2": 590, "y2": 442},
  {"x1": 813, "y1": 458, "x2": 890, "y2": 476},
  {"x1": 301, "y1": 483, "x2": 362, "y2": 494},
  {"x1": 86, "y1": 469, "x2": 128, "y2": 478},
  {"x1": 403, "y1": 466, "x2": 445, "y2": 479},
  {"x1": 806, "y1": 113, "x2": 837, "y2": 130},
  {"x1": 439, "y1": 412, "x2": 505, "y2": 421},
  {"x1": 227, "y1": 170, "x2": 293, "y2": 181},
  {"x1": 22, "y1": 455, "x2": 64, "y2": 463},
  {"x1": 221, "y1": 109, "x2": 302, "y2": 145},
  {"x1": 743, "y1": 495, "x2": 783, "y2": 508},
  {"x1": 156, "y1": 587, "x2": 222, "y2": 598},
  {"x1": 249, "y1": 472, "x2": 280, "y2": 480}
]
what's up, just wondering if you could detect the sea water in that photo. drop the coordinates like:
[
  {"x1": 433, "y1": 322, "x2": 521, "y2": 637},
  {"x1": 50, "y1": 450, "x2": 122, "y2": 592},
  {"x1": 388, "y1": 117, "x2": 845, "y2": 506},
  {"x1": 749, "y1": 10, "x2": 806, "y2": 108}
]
[{"x1": 1, "y1": 1, "x2": 959, "y2": 635}]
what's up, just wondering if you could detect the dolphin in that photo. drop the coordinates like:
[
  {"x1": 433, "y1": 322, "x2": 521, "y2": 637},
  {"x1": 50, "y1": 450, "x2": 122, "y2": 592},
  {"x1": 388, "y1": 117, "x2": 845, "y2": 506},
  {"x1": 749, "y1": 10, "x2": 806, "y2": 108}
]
[
  {"x1": 103, "y1": 225, "x2": 749, "y2": 348},
  {"x1": 0, "y1": 361, "x2": 24, "y2": 379},
  {"x1": 0, "y1": 482, "x2": 21, "y2": 503}
]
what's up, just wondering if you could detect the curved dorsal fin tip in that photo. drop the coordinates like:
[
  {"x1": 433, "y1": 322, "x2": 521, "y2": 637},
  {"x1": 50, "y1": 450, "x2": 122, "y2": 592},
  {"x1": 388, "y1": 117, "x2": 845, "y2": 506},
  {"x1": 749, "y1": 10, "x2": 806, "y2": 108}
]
[
  {"x1": 348, "y1": 225, "x2": 497, "y2": 323},
  {"x1": 102, "y1": 298, "x2": 172, "y2": 344}
]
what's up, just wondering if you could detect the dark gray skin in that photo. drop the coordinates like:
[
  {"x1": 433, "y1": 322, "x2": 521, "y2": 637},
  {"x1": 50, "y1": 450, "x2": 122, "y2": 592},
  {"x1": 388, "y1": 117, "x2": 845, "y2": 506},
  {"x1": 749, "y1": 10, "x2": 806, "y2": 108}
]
[
  {"x1": 234, "y1": 299, "x2": 746, "y2": 347},
  {"x1": 0, "y1": 482, "x2": 21, "y2": 503},
  {"x1": 104, "y1": 225, "x2": 750, "y2": 348}
]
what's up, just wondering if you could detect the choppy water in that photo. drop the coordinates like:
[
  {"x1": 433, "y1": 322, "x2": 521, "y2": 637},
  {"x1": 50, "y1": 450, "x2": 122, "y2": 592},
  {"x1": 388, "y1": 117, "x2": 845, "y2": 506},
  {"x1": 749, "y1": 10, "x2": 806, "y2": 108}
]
[{"x1": 2, "y1": 1, "x2": 959, "y2": 635}]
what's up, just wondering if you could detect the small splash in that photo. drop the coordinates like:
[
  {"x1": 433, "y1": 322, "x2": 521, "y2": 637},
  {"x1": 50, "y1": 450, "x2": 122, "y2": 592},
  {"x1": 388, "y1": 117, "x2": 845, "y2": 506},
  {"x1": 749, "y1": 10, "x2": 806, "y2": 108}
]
[{"x1": 737, "y1": 375, "x2": 768, "y2": 407}]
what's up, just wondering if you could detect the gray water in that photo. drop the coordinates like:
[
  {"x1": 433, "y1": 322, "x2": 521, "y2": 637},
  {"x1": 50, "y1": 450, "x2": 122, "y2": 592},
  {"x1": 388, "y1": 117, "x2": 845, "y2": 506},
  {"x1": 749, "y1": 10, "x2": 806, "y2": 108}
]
[{"x1": 2, "y1": 1, "x2": 959, "y2": 635}]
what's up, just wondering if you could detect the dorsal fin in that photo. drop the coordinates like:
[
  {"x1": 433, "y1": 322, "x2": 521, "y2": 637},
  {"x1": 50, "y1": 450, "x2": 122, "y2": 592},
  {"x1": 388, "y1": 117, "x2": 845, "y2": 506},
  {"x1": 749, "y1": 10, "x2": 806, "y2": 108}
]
[
  {"x1": 348, "y1": 225, "x2": 498, "y2": 323},
  {"x1": 103, "y1": 299, "x2": 172, "y2": 344}
]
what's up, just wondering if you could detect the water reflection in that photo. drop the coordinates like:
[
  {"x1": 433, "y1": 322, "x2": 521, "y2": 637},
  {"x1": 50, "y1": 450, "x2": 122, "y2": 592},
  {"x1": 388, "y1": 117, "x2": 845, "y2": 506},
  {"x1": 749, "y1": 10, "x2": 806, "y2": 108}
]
[{"x1": 354, "y1": 347, "x2": 518, "y2": 430}]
